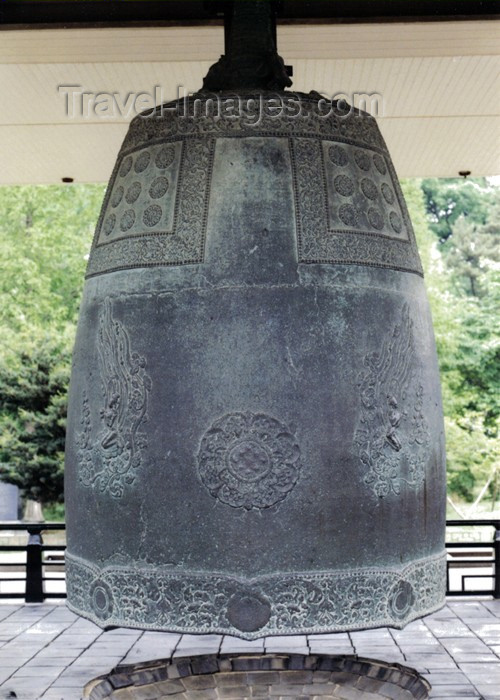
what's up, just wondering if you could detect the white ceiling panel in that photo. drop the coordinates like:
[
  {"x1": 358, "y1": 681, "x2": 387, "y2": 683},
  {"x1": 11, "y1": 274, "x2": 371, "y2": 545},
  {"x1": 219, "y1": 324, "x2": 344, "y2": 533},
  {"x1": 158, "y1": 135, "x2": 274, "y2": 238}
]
[
  {"x1": 2, "y1": 22, "x2": 498, "y2": 63},
  {"x1": 0, "y1": 21, "x2": 498, "y2": 183}
]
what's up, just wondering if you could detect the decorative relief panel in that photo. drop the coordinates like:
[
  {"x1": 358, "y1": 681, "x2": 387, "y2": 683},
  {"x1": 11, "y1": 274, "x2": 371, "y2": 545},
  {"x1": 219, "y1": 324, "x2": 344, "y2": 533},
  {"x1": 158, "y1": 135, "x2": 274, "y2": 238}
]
[
  {"x1": 86, "y1": 96, "x2": 422, "y2": 277},
  {"x1": 291, "y1": 138, "x2": 423, "y2": 275},
  {"x1": 354, "y1": 304, "x2": 431, "y2": 498},
  {"x1": 197, "y1": 412, "x2": 301, "y2": 510},
  {"x1": 323, "y1": 142, "x2": 408, "y2": 241},
  {"x1": 96, "y1": 143, "x2": 181, "y2": 245},
  {"x1": 77, "y1": 298, "x2": 151, "y2": 498},
  {"x1": 86, "y1": 138, "x2": 214, "y2": 277},
  {"x1": 65, "y1": 550, "x2": 446, "y2": 639},
  {"x1": 123, "y1": 95, "x2": 387, "y2": 152}
]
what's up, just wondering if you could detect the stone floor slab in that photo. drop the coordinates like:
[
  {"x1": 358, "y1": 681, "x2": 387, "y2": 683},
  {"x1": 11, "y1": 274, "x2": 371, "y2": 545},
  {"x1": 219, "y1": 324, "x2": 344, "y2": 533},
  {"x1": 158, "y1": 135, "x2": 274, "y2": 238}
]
[
  {"x1": 427, "y1": 687, "x2": 481, "y2": 697},
  {"x1": 0, "y1": 601, "x2": 498, "y2": 698},
  {"x1": 424, "y1": 619, "x2": 476, "y2": 638}
]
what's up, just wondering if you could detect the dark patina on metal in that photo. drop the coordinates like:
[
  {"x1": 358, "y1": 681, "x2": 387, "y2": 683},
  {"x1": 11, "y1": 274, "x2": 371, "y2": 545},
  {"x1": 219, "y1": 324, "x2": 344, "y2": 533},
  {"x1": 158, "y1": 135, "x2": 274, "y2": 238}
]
[{"x1": 65, "y1": 1, "x2": 446, "y2": 639}]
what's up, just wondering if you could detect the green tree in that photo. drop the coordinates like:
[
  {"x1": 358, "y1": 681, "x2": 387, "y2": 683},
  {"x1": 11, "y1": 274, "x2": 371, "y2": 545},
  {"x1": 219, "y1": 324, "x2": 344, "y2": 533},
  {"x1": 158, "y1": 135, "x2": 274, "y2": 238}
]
[
  {"x1": 0, "y1": 329, "x2": 71, "y2": 504},
  {"x1": 0, "y1": 184, "x2": 104, "y2": 333},
  {"x1": 0, "y1": 184, "x2": 104, "y2": 507},
  {"x1": 403, "y1": 178, "x2": 499, "y2": 509},
  {"x1": 446, "y1": 206, "x2": 499, "y2": 297},
  {"x1": 421, "y1": 177, "x2": 492, "y2": 244}
]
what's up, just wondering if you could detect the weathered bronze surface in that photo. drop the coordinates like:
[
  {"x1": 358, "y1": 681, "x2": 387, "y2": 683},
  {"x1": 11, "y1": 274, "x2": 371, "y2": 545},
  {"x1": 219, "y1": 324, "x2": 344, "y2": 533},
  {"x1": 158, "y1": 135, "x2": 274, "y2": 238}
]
[
  {"x1": 64, "y1": 87, "x2": 446, "y2": 637},
  {"x1": 65, "y1": 0, "x2": 445, "y2": 640}
]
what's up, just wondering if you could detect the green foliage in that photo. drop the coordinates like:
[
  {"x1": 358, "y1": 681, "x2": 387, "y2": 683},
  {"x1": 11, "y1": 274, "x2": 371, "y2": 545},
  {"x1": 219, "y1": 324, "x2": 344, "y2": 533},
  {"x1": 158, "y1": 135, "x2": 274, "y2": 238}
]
[
  {"x1": 404, "y1": 178, "x2": 499, "y2": 506},
  {"x1": 41, "y1": 501, "x2": 65, "y2": 522},
  {"x1": 421, "y1": 177, "x2": 492, "y2": 244},
  {"x1": 0, "y1": 184, "x2": 104, "y2": 504},
  {"x1": 0, "y1": 330, "x2": 71, "y2": 503},
  {"x1": 0, "y1": 184, "x2": 103, "y2": 333}
]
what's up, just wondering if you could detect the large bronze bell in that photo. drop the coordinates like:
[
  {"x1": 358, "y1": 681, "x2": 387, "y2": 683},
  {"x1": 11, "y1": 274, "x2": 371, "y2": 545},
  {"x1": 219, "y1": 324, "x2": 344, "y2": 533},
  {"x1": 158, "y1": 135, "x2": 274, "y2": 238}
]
[{"x1": 65, "y1": 1, "x2": 446, "y2": 638}]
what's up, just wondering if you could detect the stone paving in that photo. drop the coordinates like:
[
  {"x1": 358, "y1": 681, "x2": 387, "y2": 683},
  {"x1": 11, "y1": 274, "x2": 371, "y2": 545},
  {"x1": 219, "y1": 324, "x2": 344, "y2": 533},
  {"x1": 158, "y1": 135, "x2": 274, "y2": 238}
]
[{"x1": 0, "y1": 600, "x2": 498, "y2": 700}]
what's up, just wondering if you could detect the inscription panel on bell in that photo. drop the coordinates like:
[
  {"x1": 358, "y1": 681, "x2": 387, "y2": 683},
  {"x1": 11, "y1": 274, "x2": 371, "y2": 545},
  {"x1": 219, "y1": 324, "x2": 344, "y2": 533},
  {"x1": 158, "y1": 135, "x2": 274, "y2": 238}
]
[
  {"x1": 97, "y1": 142, "x2": 182, "y2": 245},
  {"x1": 322, "y1": 142, "x2": 408, "y2": 241}
]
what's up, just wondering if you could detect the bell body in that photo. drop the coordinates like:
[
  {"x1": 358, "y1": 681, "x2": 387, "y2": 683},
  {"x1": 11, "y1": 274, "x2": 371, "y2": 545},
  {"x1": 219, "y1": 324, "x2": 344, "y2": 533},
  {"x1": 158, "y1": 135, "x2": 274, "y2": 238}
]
[{"x1": 65, "y1": 93, "x2": 446, "y2": 639}]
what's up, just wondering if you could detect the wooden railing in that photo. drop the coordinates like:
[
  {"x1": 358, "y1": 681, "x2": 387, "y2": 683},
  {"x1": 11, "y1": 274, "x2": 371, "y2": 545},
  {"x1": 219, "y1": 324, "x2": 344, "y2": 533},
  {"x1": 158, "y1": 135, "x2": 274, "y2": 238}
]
[
  {"x1": 0, "y1": 522, "x2": 66, "y2": 602},
  {"x1": 446, "y1": 519, "x2": 500, "y2": 597}
]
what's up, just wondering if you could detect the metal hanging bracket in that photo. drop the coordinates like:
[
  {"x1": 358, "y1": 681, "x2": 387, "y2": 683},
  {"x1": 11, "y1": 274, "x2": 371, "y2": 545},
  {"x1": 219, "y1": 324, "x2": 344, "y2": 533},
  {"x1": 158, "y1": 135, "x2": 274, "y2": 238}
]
[{"x1": 202, "y1": 0, "x2": 293, "y2": 91}]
